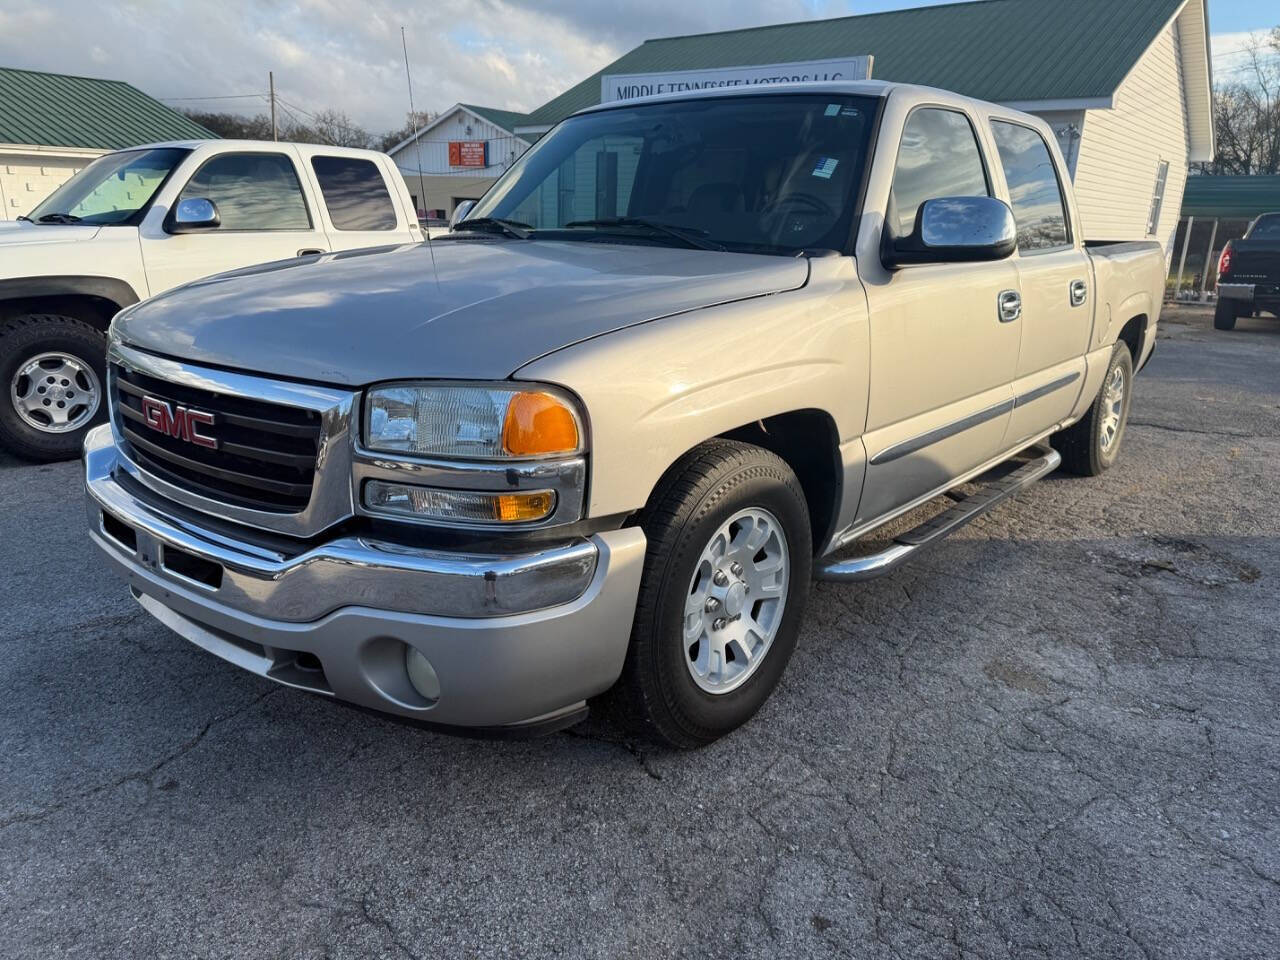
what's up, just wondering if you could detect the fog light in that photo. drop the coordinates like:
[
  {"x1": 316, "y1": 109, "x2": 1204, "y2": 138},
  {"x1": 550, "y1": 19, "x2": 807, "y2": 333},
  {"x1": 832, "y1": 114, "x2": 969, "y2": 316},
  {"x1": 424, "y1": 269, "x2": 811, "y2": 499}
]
[
  {"x1": 405, "y1": 646, "x2": 441, "y2": 702},
  {"x1": 365, "y1": 480, "x2": 555, "y2": 524}
]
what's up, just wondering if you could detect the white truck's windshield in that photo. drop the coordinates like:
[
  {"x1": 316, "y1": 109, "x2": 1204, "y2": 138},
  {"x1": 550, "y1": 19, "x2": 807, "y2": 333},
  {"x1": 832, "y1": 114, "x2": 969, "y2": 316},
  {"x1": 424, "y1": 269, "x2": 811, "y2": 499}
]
[
  {"x1": 468, "y1": 93, "x2": 878, "y2": 255},
  {"x1": 28, "y1": 147, "x2": 189, "y2": 226}
]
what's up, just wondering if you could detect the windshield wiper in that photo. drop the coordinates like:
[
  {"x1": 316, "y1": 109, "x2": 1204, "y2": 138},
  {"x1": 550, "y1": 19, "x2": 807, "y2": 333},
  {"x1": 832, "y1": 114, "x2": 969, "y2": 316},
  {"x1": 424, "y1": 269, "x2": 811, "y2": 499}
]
[
  {"x1": 15, "y1": 215, "x2": 33, "y2": 223},
  {"x1": 451, "y1": 216, "x2": 531, "y2": 239},
  {"x1": 563, "y1": 217, "x2": 725, "y2": 252},
  {"x1": 36, "y1": 213, "x2": 82, "y2": 224}
]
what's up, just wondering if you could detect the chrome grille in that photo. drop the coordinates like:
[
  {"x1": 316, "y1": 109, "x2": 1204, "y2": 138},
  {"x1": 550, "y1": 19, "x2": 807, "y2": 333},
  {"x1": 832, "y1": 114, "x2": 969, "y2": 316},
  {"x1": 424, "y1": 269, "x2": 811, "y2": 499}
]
[{"x1": 111, "y1": 363, "x2": 323, "y2": 513}]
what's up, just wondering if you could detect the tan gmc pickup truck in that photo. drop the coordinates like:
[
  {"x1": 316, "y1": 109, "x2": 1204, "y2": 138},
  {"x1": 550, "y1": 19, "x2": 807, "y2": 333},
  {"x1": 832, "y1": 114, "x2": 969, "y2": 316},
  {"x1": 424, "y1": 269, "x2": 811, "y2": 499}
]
[{"x1": 85, "y1": 81, "x2": 1165, "y2": 747}]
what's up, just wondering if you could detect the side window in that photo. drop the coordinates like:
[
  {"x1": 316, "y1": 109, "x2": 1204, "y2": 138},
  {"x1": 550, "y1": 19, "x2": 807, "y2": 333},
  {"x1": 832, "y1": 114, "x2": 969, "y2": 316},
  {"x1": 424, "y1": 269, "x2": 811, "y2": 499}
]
[
  {"x1": 990, "y1": 121, "x2": 1070, "y2": 250},
  {"x1": 890, "y1": 108, "x2": 989, "y2": 237},
  {"x1": 1146, "y1": 160, "x2": 1170, "y2": 237},
  {"x1": 179, "y1": 153, "x2": 311, "y2": 231},
  {"x1": 311, "y1": 156, "x2": 398, "y2": 231}
]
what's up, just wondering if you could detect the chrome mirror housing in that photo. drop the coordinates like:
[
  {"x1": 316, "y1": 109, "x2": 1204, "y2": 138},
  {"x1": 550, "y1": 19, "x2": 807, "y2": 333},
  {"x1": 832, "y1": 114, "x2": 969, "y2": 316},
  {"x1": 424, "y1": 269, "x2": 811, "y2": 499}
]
[
  {"x1": 449, "y1": 199, "x2": 477, "y2": 230},
  {"x1": 169, "y1": 197, "x2": 220, "y2": 233},
  {"x1": 885, "y1": 196, "x2": 1017, "y2": 268}
]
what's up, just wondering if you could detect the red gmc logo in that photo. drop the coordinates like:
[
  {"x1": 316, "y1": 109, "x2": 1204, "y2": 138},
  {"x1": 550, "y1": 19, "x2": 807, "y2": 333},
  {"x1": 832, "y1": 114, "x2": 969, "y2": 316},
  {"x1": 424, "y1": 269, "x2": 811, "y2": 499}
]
[{"x1": 141, "y1": 396, "x2": 217, "y2": 449}]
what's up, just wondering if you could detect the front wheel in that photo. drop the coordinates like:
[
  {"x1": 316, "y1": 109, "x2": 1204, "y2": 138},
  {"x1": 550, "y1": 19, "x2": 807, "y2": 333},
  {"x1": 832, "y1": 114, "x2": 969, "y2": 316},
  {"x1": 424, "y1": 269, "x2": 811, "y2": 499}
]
[
  {"x1": 0, "y1": 314, "x2": 108, "y2": 462},
  {"x1": 617, "y1": 439, "x2": 812, "y2": 748},
  {"x1": 1051, "y1": 342, "x2": 1133, "y2": 477}
]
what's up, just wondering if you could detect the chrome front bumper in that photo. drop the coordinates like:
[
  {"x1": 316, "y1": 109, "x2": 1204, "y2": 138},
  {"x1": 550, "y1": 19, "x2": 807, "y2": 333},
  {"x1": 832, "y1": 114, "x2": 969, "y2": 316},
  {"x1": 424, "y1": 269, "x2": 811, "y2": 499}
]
[{"x1": 84, "y1": 425, "x2": 647, "y2": 729}]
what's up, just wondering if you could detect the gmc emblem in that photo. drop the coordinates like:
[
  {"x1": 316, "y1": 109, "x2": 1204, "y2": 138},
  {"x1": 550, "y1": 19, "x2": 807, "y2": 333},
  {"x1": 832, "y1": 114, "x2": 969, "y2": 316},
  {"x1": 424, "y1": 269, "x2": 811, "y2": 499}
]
[{"x1": 141, "y1": 396, "x2": 217, "y2": 449}]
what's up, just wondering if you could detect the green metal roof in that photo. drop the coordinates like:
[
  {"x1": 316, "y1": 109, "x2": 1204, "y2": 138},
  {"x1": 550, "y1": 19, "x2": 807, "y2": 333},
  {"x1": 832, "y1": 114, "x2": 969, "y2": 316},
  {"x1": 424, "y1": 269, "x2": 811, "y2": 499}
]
[
  {"x1": 521, "y1": 0, "x2": 1185, "y2": 127},
  {"x1": 459, "y1": 104, "x2": 530, "y2": 136},
  {"x1": 1181, "y1": 176, "x2": 1280, "y2": 220},
  {"x1": 0, "y1": 67, "x2": 215, "y2": 150}
]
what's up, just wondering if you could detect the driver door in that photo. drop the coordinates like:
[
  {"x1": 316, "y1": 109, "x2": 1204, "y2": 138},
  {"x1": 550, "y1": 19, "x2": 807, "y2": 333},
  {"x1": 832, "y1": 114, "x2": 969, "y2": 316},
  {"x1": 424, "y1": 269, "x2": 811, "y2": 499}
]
[
  {"x1": 855, "y1": 106, "x2": 1021, "y2": 526},
  {"x1": 139, "y1": 147, "x2": 331, "y2": 295}
]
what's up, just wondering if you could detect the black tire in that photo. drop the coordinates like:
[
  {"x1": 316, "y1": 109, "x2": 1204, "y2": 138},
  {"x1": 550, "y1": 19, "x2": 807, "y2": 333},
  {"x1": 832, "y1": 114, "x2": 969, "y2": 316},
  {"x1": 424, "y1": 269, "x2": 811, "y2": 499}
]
[
  {"x1": 0, "y1": 314, "x2": 108, "y2": 462},
  {"x1": 616, "y1": 439, "x2": 812, "y2": 748},
  {"x1": 1213, "y1": 299, "x2": 1239, "y2": 331},
  {"x1": 1051, "y1": 342, "x2": 1134, "y2": 477}
]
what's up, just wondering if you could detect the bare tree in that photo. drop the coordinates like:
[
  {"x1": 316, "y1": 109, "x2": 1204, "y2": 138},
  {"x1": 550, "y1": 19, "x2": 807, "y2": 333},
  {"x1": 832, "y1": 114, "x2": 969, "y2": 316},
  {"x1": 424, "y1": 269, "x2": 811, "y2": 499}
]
[{"x1": 1200, "y1": 29, "x2": 1280, "y2": 175}]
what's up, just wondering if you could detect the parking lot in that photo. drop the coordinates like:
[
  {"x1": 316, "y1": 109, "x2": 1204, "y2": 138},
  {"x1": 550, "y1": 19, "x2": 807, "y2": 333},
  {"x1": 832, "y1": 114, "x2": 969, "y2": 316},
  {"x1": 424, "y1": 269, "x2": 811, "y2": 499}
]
[{"x1": 0, "y1": 303, "x2": 1275, "y2": 959}]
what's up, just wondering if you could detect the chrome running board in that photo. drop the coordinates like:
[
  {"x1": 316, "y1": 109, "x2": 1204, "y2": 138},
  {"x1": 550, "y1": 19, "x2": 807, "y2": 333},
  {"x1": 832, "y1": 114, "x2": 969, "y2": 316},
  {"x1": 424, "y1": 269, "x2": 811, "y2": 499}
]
[{"x1": 815, "y1": 445, "x2": 1061, "y2": 582}]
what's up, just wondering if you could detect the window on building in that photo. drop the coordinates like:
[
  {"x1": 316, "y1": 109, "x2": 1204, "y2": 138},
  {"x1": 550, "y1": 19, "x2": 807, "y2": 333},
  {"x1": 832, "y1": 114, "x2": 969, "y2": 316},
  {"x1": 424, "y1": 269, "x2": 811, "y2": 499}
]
[
  {"x1": 180, "y1": 153, "x2": 311, "y2": 231},
  {"x1": 989, "y1": 120, "x2": 1070, "y2": 250},
  {"x1": 311, "y1": 156, "x2": 398, "y2": 230},
  {"x1": 1146, "y1": 160, "x2": 1170, "y2": 237},
  {"x1": 890, "y1": 108, "x2": 990, "y2": 237}
]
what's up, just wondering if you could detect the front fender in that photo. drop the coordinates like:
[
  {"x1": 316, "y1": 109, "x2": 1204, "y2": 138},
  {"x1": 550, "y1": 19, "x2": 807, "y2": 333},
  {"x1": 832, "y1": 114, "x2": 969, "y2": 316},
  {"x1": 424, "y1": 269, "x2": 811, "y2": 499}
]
[{"x1": 516, "y1": 257, "x2": 870, "y2": 520}]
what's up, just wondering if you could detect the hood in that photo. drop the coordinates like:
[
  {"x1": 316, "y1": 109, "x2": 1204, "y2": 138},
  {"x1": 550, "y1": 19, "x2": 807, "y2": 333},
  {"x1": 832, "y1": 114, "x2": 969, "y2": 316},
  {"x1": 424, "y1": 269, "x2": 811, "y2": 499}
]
[
  {"x1": 0, "y1": 222, "x2": 102, "y2": 246},
  {"x1": 113, "y1": 239, "x2": 809, "y2": 384}
]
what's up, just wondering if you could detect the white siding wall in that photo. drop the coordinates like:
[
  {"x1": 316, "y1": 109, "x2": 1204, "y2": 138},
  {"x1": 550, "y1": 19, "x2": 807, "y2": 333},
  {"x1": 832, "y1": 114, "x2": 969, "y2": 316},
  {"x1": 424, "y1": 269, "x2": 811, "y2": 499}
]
[
  {"x1": 0, "y1": 149, "x2": 101, "y2": 221},
  {"x1": 389, "y1": 107, "x2": 527, "y2": 177},
  {"x1": 1068, "y1": 21, "x2": 1189, "y2": 252}
]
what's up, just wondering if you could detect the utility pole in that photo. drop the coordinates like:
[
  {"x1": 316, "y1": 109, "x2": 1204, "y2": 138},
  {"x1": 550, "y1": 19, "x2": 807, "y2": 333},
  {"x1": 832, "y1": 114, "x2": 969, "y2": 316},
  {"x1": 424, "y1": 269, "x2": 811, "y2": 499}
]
[{"x1": 269, "y1": 71, "x2": 277, "y2": 141}]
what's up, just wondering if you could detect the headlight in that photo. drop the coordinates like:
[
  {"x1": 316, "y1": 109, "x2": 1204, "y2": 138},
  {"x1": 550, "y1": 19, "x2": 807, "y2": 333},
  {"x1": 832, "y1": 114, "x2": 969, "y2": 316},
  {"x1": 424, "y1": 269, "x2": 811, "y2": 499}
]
[{"x1": 364, "y1": 383, "x2": 583, "y2": 460}]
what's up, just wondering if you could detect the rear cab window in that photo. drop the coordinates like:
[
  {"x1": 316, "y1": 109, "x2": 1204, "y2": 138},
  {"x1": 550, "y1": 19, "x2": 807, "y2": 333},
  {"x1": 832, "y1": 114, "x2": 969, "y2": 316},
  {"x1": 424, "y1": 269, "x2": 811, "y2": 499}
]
[
  {"x1": 989, "y1": 120, "x2": 1071, "y2": 251},
  {"x1": 311, "y1": 156, "x2": 398, "y2": 231}
]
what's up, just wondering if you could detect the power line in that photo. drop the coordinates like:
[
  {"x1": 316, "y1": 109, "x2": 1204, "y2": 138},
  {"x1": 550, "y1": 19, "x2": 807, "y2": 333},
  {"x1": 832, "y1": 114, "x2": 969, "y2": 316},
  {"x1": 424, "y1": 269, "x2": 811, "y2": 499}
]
[{"x1": 159, "y1": 93, "x2": 269, "y2": 102}]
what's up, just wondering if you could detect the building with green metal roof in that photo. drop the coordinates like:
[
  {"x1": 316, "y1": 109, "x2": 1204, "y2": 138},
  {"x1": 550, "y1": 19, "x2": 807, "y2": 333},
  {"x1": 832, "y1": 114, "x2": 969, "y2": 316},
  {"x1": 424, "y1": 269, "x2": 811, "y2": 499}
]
[
  {"x1": 510, "y1": 0, "x2": 1213, "y2": 252},
  {"x1": 1170, "y1": 176, "x2": 1280, "y2": 300},
  {"x1": 0, "y1": 66, "x2": 215, "y2": 222}
]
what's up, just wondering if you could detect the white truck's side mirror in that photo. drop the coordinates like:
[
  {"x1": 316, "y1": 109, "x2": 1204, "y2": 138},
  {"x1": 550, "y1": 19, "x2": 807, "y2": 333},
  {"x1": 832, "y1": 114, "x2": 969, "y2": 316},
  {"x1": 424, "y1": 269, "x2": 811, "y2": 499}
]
[
  {"x1": 169, "y1": 197, "x2": 221, "y2": 234},
  {"x1": 449, "y1": 200, "x2": 476, "y2": 230}
]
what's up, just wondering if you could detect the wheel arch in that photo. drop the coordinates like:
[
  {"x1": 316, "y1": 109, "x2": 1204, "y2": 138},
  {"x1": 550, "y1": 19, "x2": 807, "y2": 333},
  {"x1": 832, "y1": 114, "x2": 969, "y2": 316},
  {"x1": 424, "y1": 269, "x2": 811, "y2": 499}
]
[
  {"x1": 0, "y1": 276, "x2": 140, "y2": 332},
  {"x1": 628, "y1": 409, "x2": 844, "y2": 557}
]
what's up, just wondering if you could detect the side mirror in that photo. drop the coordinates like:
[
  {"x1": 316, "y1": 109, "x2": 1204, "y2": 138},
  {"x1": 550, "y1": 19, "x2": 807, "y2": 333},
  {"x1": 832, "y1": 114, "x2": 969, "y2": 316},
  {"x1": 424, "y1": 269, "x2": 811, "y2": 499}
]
[
  {"x1": 449, "y1": 200, "x2": 476, "y2": 230},
  {"x1": 884, "y1": 196, "x2": 1016, "y2": 269},
  {"x1": 169, "y1": 197, "x2": 220, "y2": 233}
]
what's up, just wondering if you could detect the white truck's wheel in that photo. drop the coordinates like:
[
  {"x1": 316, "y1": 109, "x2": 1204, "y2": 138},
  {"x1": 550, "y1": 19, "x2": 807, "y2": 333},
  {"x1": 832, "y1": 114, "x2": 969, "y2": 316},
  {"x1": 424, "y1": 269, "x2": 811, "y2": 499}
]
[
  {"x1": 0, "y1": 314, "x2": 107, "y2": 462},
  {"x1": 617, "y1": 439, "x2": 812, "y2": 748}
]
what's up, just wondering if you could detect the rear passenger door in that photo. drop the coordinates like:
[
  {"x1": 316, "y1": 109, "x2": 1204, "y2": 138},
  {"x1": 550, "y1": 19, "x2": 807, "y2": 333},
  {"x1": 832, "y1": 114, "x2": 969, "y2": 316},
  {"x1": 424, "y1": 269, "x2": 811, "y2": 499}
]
[
  {"x1": 855, "y1": 106, "x2": 1022, "y2": 526},
  {"x1": 987, "y1": 119, "x2": 1091, "y2": 444},
  {"x1": 307, "y1": 154, "x2": 410, "y2": 252}
]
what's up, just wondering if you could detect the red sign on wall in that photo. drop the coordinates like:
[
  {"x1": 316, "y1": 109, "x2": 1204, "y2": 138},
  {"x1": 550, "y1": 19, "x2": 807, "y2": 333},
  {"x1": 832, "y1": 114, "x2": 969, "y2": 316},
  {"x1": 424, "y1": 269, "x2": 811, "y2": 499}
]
[{"x1": 448, "y1": 141, "x2": 487, "y2": 167}]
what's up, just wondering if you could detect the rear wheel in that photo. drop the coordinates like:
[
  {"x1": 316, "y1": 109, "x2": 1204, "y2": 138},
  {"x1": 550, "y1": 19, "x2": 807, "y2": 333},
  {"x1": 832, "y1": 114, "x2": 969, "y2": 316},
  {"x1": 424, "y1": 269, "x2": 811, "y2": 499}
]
[
  {"x1": 1214, "y1": 299, "x2": 1240, "y2": 331},
  {"x1": 617, "y1": 440, "x2": 812, "y2": 748},
  {"x1": 1051, "y1": 342, "x2": 1133, "y2": 477},
  {"x1": 0, "y1": 314, "x2": 107, "y2": 462}
]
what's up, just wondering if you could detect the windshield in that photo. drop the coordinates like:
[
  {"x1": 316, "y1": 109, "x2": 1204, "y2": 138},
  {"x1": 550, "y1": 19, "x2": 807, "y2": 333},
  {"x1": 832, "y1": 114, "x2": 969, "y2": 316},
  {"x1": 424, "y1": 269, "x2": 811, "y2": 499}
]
[
  {"x1": 1250, "y1": 214, "x2": 1280, "y2": 240},
  {"x1": 29, "y1": 147, "x2": 189, "y2": 225},
  {"x1": 468, "y1": 93, "x2": 878, "y2": 255}
]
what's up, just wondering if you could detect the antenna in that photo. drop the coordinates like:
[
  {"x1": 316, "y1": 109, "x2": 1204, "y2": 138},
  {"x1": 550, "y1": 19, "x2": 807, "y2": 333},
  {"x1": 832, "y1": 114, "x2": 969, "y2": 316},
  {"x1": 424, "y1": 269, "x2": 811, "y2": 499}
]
[{"x1": 401, "y1": 25, "x2": 438, "y2": 283}]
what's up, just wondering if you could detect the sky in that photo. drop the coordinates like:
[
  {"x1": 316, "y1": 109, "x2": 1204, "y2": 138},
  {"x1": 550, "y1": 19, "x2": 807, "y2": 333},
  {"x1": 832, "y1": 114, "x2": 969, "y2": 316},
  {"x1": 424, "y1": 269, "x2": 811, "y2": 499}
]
[{"x1": 0, "y1": 0, "x2": 1274, "y2": 136}]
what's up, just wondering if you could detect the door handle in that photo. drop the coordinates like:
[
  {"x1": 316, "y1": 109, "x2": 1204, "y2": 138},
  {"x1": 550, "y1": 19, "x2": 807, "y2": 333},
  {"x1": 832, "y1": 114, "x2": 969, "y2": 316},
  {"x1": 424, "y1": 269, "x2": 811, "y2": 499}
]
[
  {"x1": 997, "y1": 289, "x2": 1022, "y2": 323},
  {"x1": 1070, "y1": 279, "x2": 1088, "y2": 307},
  {"x1": 297, "y1": 248, "x2": 325, "y2": 257}
]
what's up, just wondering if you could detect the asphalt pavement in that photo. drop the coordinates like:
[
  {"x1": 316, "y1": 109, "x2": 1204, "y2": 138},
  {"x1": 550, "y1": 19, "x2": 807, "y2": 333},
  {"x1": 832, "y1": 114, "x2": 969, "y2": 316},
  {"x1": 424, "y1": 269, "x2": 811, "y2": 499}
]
[{"x1": 1, "y1": 303, "x2": 1277, "y2": 959}]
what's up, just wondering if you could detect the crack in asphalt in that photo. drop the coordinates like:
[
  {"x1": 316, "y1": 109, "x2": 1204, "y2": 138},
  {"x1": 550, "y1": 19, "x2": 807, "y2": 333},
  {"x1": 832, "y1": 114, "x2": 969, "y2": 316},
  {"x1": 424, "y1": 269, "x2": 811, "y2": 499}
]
[{"x1": 0, "y1": 687, "x2": 279, "y2": 830}]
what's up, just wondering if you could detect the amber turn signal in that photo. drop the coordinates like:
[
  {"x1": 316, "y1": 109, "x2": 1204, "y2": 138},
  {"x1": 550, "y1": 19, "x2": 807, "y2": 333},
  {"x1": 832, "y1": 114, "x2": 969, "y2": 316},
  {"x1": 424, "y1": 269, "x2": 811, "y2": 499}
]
[{"x1": 502, "y1": 391, "x2": 581, "y2": 457}]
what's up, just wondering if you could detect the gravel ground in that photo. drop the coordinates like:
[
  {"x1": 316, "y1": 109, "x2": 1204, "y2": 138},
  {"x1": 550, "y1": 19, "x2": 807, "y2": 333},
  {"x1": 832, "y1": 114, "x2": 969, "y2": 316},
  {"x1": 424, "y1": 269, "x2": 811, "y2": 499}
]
[{"x1": 1, "y1": 304, "x2": 1277, "y2": 959}]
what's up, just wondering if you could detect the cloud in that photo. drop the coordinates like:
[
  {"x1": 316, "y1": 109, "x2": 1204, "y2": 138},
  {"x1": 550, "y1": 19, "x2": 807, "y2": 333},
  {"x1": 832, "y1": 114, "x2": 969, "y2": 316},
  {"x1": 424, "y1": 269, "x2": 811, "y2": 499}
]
[{"x1": 0, "y1": 0, "x2": 854, "y2": 136}]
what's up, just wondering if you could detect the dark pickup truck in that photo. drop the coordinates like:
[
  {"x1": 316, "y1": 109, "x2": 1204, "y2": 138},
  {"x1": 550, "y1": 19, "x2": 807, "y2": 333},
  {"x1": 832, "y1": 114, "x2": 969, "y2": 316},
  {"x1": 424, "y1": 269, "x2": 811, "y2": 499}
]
[{"x1": 1215, "y1": 212, "x2": 1280, "y2": 330}]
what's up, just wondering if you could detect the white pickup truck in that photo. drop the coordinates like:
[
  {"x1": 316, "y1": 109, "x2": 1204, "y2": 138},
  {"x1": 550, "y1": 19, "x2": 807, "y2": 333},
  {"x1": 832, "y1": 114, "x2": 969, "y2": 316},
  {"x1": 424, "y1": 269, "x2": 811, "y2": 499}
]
[{"x1": 0, "y1": 140, "x2": 421, "y2": 460}]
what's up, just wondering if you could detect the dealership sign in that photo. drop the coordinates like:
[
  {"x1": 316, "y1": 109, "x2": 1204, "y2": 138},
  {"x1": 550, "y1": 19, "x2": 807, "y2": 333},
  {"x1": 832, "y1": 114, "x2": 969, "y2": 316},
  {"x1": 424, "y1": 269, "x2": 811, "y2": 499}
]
[
  {"x1": 448, "y1": 141, "x2": 488, "y2": 167},
  {"x1": 601, "y1": 57, "x2": 873, "y2": 103}
]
